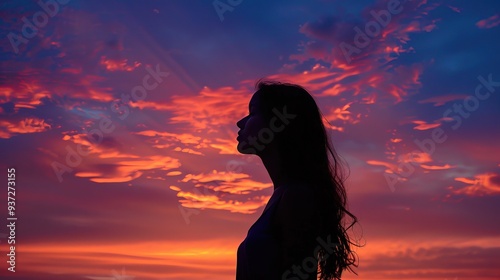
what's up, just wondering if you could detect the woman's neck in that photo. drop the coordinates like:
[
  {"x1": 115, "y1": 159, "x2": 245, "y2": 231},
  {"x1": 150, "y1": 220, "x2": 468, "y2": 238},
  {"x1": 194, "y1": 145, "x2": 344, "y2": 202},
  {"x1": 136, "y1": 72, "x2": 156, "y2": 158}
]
[{"x1": 258, "y1": 149, "x2": 293, "y2": 190}]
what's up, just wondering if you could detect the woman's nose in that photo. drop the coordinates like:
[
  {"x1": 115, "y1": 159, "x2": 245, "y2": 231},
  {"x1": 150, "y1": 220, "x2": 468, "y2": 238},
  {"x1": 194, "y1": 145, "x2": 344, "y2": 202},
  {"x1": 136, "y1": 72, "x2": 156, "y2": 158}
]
[{"x1": 236, "y1": 116, "x2": 247, "y2": 129}]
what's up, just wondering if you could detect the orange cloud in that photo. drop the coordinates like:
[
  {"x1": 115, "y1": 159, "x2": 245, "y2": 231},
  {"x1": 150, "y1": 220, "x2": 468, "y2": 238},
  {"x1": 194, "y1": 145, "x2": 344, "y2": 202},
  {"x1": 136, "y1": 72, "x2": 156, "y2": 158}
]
[
  {"x1": 211, "y1": 179, "x2": 273, "y2": 195},
  {"x1": 171, "y1": 170, "x2": 273, "y2": 213},
  {"x1": 128, "y1": 100, "x2": 172, "y2": 111},
  {"x1": 181, "y1": 170, "x2": 248, "y2": 185},
  {"x1": 61, "y1": 133, "x2": 133, "y2": 156},
  {"x1": 0, "y1": 83, "x2": 52, "y2": 111},
  {"x1": 166, "y1": 171, "x2": 182, "y2": 176},
  {"x1": 453, "y1": 172, "x2": 500, "y2": 196},
  {"x1": 100, "y1": 56, "x2": 141, "y2": 72},
  {"x1": 323, "y1": 102, "x2": 361, "y2": 127},
  {"x1": 172, "y1": 185, "x2": 270, "y2": 214},
  {"x1": 367, "y1": 150, "x2": 435, "y2": 184},
  {"x1": 181, "y1": 170, "x2": 272, "y2": 194},
  {"x1": 209, "y1": 137, "x2": 240, "y2": 155},
  {"x1": 173, "y1": 147, "x2": 204, "y2": 155},
  {"x1": 0, "y1": 117, "x2": 51, "y2": 139},
  {"x1": 135, "y1": 129, "x2": 211, "y2": 154},
  {"x1": 75, "y1": 155, "x2": 181, "y2": 183},
  {"x1": 287, "y1": 1, "x2": 437, "y2": 105},
  {"x1": 270, "y1": 64, "x2": 361, "y2": 95},
  {"x1": 420, "y1": 164, "x2": 454, "y2": 170},
  {"x1": 136, "y1": 130, "x2": 207, "y2": 145},
  {"x1": 165, "y1": 86, "x2": 250, "y2": 132},
  {"x1": 412, "y1": 120, "x2": 441, "y2": 130},
  {"x1": 61, "y1": 130, "x2": 181, "y2": 183},
  {"x1": 273, "y1": 63, "x2": 422, "y2": 104},
  {"x1": 399, "y1": 151, "x2": 433, "y2": 164},
  {"x1": 367, "y1": 160, "x2": 397, "y2": 171}
]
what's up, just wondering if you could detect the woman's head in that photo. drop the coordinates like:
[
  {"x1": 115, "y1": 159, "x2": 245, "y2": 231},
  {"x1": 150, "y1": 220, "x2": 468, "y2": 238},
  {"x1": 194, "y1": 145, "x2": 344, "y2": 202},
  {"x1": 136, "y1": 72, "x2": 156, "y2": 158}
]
[
  {"x1": 236, "y1": 80, "x2": 359, "y2": 279},
  {"x1": 237, "y1": 80, "x2": 335, "y2": 183}
]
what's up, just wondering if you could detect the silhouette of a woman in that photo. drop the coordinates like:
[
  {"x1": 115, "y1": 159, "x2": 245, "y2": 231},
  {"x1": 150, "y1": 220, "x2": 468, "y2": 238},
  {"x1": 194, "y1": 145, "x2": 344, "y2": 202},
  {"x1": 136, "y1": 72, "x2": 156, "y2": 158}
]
[{"x1": 235, "y1": 80, "x2": 359, "y2": 280}]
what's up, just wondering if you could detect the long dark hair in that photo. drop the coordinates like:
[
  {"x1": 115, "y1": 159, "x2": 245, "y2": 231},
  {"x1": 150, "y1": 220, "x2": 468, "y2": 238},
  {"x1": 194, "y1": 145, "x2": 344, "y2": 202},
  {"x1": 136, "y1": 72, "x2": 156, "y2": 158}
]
[{"x1": 254, "y1": 80, "x2": 359, "y2": 280}]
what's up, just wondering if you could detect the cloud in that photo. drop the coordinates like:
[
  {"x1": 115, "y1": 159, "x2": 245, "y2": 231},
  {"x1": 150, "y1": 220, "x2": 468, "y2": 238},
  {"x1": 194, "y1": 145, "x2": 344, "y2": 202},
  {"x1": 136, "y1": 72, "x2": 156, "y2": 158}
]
[
  {"x1": 164, "y1": 86, "x2": 251, "y2": 132},
  {"x1": 209, "y1": 137, "x2": 239, "y2": 155},
  {"x1": 283, "y1": 0, "x2": 444, "y2": 109},
  {"x1": 476, "y1": 14, "x2": 500, "y2": 29},
  {"x1": 411, "y1": 120, "x2": 441, "y2": 130},
  {"x1": 367, "y1": 159, "x2": 397, "y2": 171},
  {"x1": 0, "y1": 117, "x2": 51, "y2": 138},
  {"x1": 71, "y1": 155, "x2": 181, "y2": 183},
  {"x1": 287, "y1": 49, "x2": 424, "y2": 105},
  {"x1": 134, "y1": 129, "x2": 210, "y2": 154},
  {"x1": 59, "y1": 130, "x2": 182, "y2": 183},
  {"x1": 2, "y1": 1, "x2": 500, "y2": 279},
  {"x1": 360, "y1": 245, "x2": 500, "y2": 279},
  {"x1": 100, "y1": 56, "x2": 141, "y2": 72},
  {"x1": 420, "y1": 164, "x2": 454, "y2": 170},
  {"x1": 418, "y1": 94, "x2": 468, "y2": 106},
  {"x1": 180, "y1": 170, "x2": 273, "y2": 195},
  {"x1": 172, "y1": 186, "x2": 270, "y2": 214},
  {"x1": 167, "y1": 170, "x2": 274, "y2": 214},
  {"x1": 323, "y1": 102, "x2": 362, "y2": 130},
  {"x1": 453, "y1": 172, "x2": 500, "y2": 196}
]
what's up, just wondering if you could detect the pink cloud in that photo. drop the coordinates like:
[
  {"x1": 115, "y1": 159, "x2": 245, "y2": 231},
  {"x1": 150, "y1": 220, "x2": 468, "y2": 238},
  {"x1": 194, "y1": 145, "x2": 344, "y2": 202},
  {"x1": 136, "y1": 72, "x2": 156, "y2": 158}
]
[
  {"x1": 412, "y1": 120, "x2": 441, "y2": 130},
  {"x1": 100, "y1": 56, "x2": 141, "y2": 72},
  {"x1": 418, "y1": 94, "x2": 468, "y2": 106},
  {"x1": 476, "y1": 14, "x2": 500, "y2": 29}
]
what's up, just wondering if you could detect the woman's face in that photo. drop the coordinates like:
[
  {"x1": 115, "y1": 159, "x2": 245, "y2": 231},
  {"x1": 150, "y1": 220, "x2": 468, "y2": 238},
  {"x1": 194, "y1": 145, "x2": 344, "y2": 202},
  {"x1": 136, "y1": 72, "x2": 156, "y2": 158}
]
[{"x1": 236, "y1": 92, "x2": 269, "y2": 155}]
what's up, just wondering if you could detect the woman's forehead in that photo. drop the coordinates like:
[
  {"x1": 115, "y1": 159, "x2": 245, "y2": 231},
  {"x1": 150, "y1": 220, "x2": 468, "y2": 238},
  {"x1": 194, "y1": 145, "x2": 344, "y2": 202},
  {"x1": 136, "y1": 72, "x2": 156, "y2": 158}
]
[{"x1": 249, "y1": 91, "x2": 262, "y2": 107}]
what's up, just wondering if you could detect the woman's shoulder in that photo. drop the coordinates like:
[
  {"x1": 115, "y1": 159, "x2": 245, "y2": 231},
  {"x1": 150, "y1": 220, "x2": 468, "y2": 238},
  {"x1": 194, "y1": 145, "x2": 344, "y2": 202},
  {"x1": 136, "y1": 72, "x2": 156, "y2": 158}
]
[
  {"x1": 281, "y1": 181, "x2": 318, "y2": 198},
  {"x1": 277, "y1": 181, "x2": 319, "y2": 211},
  {"x1": 273, "y1": 181, "x2": 321, "y2": 231}
]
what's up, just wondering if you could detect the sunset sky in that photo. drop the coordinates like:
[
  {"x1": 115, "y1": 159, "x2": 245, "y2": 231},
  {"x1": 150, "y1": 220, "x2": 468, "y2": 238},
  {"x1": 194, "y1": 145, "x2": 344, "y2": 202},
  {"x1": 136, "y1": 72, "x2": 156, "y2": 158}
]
[{"x1": 1, "y1": 0, "x2": 500, "y2": 279}]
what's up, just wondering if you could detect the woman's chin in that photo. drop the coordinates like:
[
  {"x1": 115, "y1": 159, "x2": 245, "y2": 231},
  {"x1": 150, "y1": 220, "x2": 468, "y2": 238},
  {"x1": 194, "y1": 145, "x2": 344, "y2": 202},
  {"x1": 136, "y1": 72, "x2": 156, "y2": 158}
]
[{"x1": 236, "y1": 141, "x2": 256, "y2": 155}]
